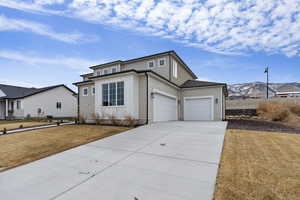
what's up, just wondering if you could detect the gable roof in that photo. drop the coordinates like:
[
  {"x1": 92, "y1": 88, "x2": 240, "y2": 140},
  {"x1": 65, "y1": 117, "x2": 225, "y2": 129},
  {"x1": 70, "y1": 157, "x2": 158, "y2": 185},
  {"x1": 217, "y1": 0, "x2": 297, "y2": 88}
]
[
  {"x1": 0, "y1": 84, "x2": 76, "y2": 99},
  {"x1": 181, "y1": 80, "x2": 228, "y2": 96},
  {"x1": 88, "y1": 50, "x2": 197, "y2": 79}
]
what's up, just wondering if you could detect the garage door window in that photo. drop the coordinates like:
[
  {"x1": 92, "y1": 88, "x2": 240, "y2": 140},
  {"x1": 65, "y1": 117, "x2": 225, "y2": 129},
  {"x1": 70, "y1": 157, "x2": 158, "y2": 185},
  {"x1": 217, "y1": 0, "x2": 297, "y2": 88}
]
[{"x1": 102, "y1": 81, "x2": 124, "y2": 106}]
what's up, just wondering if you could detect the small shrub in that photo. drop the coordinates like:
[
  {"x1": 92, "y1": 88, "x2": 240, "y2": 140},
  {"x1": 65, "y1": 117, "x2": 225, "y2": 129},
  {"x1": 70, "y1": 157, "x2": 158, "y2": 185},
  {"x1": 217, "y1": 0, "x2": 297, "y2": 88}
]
[
  {"x1": 123, "y1": 115, "x2": 138, "y2": 127},
  {"x1": 78, "y1": 114, "x2": 86, "y2": 124},
  {"x1": 19, "y1": 124, "x2": 23, "y2": 129},
  {"x1": 257, "y1": 101, "x2": 290, "y2": 121},
  {"x1": 108, "y1": 114, "x2": 118, "y2": 125},
  {"x1": 92, "y1": 112, "x2": 103, "y2": 125},
  {"x1": 2, "y1": 128, "x2": 6, "y2": 134},
  {"x1": 25, "y1": 114, "x2": 31, "y2": 120},
  {"x1": 288, "y1": 103, "x2": 300, "y2": 116}
]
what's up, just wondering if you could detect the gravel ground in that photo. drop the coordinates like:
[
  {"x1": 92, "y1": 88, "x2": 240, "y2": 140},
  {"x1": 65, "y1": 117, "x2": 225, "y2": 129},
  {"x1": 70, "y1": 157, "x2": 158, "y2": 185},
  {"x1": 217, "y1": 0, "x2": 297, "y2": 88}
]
[{"x1": 227, "y1": 119, "x2": 300, "y2": 134}]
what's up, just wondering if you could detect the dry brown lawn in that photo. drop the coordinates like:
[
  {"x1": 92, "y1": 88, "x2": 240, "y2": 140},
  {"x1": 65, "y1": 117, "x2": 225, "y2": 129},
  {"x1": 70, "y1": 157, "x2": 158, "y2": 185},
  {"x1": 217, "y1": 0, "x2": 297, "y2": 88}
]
[
  {"x1": 214, "y1": 129, "x2": 300, "y2": 200},
  {"x1": 0, "y1": 121, "x2": 53, "y2": 131},
  {"x1": 0, "y1": 125, "x2": 130, "y2": 172}
]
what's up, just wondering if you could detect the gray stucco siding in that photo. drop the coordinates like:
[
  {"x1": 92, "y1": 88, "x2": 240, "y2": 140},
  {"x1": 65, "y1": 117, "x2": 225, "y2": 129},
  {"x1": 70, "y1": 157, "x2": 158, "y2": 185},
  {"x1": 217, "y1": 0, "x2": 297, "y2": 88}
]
[
  {"x1": 121, "y1": 56, "x2": 171, "y2": 81},
  {"x1": 181, "y1": 86, "x2": 224, "y2": 121},
  {"x1": 78, "y1": 83, "x2": 95, "y2": 122}
]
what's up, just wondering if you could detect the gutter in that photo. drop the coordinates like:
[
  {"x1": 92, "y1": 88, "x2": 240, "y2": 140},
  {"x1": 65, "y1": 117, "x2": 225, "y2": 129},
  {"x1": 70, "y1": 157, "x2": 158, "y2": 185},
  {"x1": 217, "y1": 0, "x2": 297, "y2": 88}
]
[
  {"x1": 145, "y1": 72, "x2": 149, "y2": 125},
  {"x1": 77, "y1": 87, "x2": 80, "y2": 122}
]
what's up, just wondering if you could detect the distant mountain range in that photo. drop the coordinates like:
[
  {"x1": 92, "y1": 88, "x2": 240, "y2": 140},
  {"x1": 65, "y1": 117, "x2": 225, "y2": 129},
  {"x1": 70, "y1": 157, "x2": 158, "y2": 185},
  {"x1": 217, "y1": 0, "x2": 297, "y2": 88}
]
[{"x1": 228, "y1": 82, "x2": 300, "y2": 99}]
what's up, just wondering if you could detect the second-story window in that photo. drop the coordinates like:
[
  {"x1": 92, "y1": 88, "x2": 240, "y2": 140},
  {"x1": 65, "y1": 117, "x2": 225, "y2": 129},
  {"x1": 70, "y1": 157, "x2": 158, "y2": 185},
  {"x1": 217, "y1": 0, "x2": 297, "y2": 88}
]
[
  {"x1": 112, "y1": 67, "x2": 117, "y2": 73},
  {"x1": 104, "y1": 69, "x2": 109, "y2": 75},
  {"x1": 83, "y1": 87, "x2": 88, "y2": 96},
  {"x1": 148, "y1": 60, "x2": 155, "y2": 68},
  {"x1": 56, "y1": 102, "x2": 62, "y2": 109},
  {"x1": 92, "y1": 87, "x2": 95, "y2": 95},
  {"x1": 96, "y1": 70, "x2": 101, "y2": 76},
  {"x1": 173, "y1": 60, "x2": 178, "y2": 78},
  {"x1": 159, "y1": 58, "x2": 165, "y2": 66}
]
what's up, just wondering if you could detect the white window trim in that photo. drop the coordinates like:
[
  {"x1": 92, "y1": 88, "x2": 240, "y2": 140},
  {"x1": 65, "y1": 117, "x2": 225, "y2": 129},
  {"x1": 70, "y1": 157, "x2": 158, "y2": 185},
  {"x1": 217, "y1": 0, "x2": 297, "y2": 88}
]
[
  {"x1": 147, "y1": 60, "x2": 155, "y2": 69},
  {"x1": 96, "y1": 70, "x2": 102, "y2": 76},
  {"x1": 82, "y1": 87, "x2": 88, "y2": 96},
  {"x1": 183, "y1": 96, "x2": 214, "y2": 121},
  {"x1": 158, "y1": 58, "x2": 166, "y2": 67},
  {"x1": 172, "y1": 60, "x2": 178, "y2": 78},
  {"x1": 102, "y1": 81, "x2": 125, "y2": 107},
  {"x1": 111, "y1": 67, "x2": 117, "y2": 73}
]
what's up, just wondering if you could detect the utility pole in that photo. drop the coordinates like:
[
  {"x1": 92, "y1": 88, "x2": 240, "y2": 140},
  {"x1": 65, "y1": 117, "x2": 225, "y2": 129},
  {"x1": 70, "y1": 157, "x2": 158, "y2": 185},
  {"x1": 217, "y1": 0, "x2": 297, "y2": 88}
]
[{"x1": 264, "y1": 67, "x2": 269, "y2": 99}]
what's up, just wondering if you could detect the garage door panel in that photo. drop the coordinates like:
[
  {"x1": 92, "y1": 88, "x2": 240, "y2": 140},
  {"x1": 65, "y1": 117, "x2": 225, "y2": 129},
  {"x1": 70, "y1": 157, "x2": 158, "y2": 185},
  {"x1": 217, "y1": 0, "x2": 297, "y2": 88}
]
[
  {"x1": 153, "y1": 94, "x2": 177, "y2": 122},
  {"x1": 184, "y1": 97, "x2": 213, "y2": 121}
]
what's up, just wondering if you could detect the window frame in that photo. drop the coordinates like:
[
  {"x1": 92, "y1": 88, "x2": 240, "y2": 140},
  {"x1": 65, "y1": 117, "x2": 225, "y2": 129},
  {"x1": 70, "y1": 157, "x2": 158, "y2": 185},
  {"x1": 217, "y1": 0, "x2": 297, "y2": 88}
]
[
  {"x1": 102, "y1": 81, "x2": 125, "y2": 107},
  {"x1": 158, "y1": 58, "x2": 166, "y2": 67},
  {"x1": 147, "y1": 60, "x2": 155, "y2": 68},
  {"x1": 82, "y1": 87, "x2": 88, "y2": 96},
  {"x1": 111, "y1": 67, "x2": 117, "y2": 73},
  {"x1": 96, "y1": 70, "x2": 102, "y2": 76},
  {"x1": 103, "y1": 68, "x2": 110, "y2": 75},
  {"x1": 56, "y1": 102, "x2": 62, "y2": 109}
]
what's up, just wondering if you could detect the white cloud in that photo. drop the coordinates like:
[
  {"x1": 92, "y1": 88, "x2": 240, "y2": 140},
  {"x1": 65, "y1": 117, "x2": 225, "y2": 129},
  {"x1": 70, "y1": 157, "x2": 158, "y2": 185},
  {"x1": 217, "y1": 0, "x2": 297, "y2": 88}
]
[
  {"x1": 0, "y1": 15, "x2": 98, "y2": 44},
  {"x1": 0, "y1": 49, "x2": 104, "y2": 72},
  {"x1": 1, "y1": 0, "x2": 300, "y2": 57}
]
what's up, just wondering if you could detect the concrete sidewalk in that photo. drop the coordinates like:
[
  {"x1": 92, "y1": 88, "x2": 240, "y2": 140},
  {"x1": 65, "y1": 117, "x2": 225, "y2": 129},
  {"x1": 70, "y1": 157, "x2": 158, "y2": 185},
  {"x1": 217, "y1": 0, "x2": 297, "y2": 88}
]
[{"x1": 0, "y1": 121, "x2": 227, "y2": 200}]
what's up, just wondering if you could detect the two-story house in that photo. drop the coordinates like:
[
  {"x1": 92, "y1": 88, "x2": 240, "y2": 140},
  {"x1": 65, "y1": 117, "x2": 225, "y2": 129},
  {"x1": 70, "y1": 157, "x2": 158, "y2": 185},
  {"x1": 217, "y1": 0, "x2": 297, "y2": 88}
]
[{"x1": 74, "y1": 51, "x2": 227, "y2": 124}]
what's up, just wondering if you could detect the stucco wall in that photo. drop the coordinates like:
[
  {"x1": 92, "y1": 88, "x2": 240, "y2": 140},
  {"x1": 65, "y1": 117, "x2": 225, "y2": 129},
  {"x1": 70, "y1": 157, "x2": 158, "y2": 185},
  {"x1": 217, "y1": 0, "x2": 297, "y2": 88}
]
[
  {"x1": 181, "y1": 86, "x2": 224, "y2": 121},
  {"x1": 122, "y1": 55, "x2": 170, "y2": 80},
  {"x1": 94, "y1": 73, "x2": 139, "y2": 120},
  {"x1": 148, "y1": 74, "x2": 180, "y2": 123},
  {"x1": 170, "y1": 57, "x2": 194, "y2": 85},
  {"x1": 21, "y1": 86, "x2": 77, "y2": 118},
  {"x1": 78, "y1": 83, "x2": 95, "y2": 122}
]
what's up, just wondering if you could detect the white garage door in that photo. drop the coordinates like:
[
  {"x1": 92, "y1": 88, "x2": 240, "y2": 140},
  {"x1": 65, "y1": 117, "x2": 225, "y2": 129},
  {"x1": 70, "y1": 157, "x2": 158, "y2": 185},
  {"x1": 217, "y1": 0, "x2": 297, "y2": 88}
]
[
  {"x1": 153, "y1": 93, "x2": 177, "y2": 122},
  {"x1": 184, "y1": 97, "x2": 213, "y2": 121}
]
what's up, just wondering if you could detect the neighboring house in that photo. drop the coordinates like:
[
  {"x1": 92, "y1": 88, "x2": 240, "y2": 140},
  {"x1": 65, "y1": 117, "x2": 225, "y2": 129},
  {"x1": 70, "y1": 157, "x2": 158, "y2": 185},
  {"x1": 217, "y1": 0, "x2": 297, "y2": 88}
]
[
  {"x1": 0, "y1": 84, "x2": 77, "y2": 120},
  {"x1": 74, "y1": 51, "x2": 227, "y2": 124},
  {"x1": 275, "y1": 91, "x2": 300, "y2": 98}
]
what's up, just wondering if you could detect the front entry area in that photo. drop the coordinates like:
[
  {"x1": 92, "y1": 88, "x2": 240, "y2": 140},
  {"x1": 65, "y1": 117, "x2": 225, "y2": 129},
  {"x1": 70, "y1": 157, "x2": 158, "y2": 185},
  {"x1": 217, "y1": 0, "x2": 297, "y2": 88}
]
[
  {"x1": 153, "y1": 92, "x2": 177, "y2": 122},
  {"x1": 184, "y1": 96, "x2": 213, "y2": 121}
]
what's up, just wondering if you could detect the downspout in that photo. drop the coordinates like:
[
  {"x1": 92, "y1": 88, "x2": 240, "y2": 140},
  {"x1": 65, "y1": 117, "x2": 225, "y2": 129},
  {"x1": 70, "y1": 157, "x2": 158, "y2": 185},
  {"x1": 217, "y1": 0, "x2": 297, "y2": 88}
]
[
  {"x1": 145, "y1": 72, "x2": 149, "y2": 125},
  {"x1": 77, "y1": 86, "x2": 80, "y2": 123}
]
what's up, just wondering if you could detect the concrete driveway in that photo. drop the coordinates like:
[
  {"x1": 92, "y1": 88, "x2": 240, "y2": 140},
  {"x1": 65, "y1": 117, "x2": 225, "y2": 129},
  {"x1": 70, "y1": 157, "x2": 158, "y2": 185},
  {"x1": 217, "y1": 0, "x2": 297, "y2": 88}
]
[{"x1": 0, "y1": 121, "x2": 227, "y2": 200}]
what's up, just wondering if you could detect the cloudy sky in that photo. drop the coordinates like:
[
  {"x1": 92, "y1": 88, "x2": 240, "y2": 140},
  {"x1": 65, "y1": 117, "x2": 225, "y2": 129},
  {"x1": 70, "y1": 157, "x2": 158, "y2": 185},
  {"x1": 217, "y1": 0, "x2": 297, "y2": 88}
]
[{"x1": 0, "y1": 0, "x2": 300, "y2": 90}]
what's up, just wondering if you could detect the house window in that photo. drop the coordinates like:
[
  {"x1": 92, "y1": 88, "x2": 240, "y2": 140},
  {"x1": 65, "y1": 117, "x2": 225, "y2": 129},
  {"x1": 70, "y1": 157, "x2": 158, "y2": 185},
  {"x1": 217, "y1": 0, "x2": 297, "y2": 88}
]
[
  {"x1": 104, "y1": 69, "x2": 109, "y2": 75},
  {"x1": 16, "y1": 100, "x2": 21, "y2": 109},
  {"x1": 56, "y1": 102, "x2": 62, "y2": 109},
  {"x1": 148, "y1": 60, "x2": 155, "y2": 68},
  {"x1": 83, "y1": 87, "x2": 88, "y2": 96},
  {"x1": 92, "y1": 87, "x2": 95, "y2": 95},
  {"x1": 96, "y1": 70, "x2": 101, "y2": 76},
  {"x1": 159, "y1": 58, "x2": 165, "y2": 66},
  {"x1": 102, "y1": 81, "x2": 124, "y2": 106},
  {"x1": 172, "y1": 60, "x2": 178, "y2": 78},
  {"x1": 37, "y1": 108, "x2": 42, "y2": 114},
  {"x1": 112, "y1": 67, "x2": 117, "y2": 73}
]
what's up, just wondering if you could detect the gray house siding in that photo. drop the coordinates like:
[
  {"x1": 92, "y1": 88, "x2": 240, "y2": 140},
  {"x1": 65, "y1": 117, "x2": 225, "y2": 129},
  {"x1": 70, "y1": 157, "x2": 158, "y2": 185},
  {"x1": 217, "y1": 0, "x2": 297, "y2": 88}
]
[
  {"x1": 122, "y1": 55, "x2": 171, "y2": 81},
  {"x1": 170, "y1": 57, "x2": 194, "y2": 85},
  {"x1": 78, "y1": 83, "x2": 95, "y2": 122}
]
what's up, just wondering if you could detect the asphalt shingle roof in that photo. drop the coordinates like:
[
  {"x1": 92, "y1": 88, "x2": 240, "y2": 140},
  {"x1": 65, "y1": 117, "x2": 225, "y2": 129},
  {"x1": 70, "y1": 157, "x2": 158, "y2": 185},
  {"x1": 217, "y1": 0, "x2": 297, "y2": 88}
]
[
  {"x1": 180, "y1": 80, "x2": 226, "y2": 88},
  {"x1": 0, "y1": 84, "x2": 75, "y2": 99}
]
